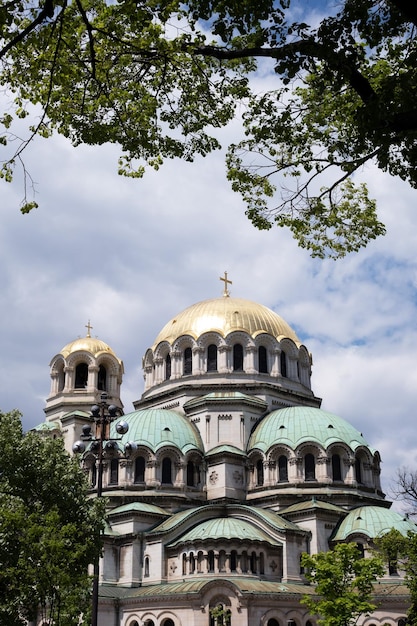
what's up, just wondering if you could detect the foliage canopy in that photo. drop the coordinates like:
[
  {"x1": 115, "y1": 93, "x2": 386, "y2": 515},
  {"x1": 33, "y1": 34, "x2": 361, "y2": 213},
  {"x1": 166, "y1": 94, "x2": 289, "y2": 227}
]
[
  {"x1": 1, "y1": 0, "x2": 417, "y2": 257},
  {"x1": 0, "y1": 409, "x2": 105, "y2": 626},
  {"x1": 301, "y1": 542, "x2": 384, "y2": 626}
]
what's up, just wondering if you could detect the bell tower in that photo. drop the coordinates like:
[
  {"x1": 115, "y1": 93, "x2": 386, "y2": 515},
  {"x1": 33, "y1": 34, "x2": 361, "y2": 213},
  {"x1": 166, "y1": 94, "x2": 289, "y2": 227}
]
[{"x1": 43, "y1": 323, "x2": 124, "y2": 453}]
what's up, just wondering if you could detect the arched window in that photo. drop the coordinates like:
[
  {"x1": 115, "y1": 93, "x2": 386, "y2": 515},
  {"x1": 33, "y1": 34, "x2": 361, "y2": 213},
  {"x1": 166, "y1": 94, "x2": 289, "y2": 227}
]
[
  {"x1": 130, "y1": 622, "x2": 140, "y2": 626},
  {"x1": 230, "y1": 550, "x2": 237, "y2": 572},
  {"x1": 165, "y1": 354, "x2": 171, "y2": 380},
  {"x1": 187, "y1": 461, "x2": 195, "y2": 487},
  {"x1": 355, "y1": 457, "x2": 363, "y2": 483},
  {"x1": 258, "y1": 346, "x2": 268, "y2": 373},
  {"x1": 161, "y1": 457, "x2": 172, "y2": 484},
  {"x1": 250, "y1": 551, "x2": 257, "y2": 573},
  {"x1": 183, "y1": 347, "x2": 192, "y2": 375},
  {"x1": 278, "y1": 455, "x2": 288, "y2": 482},
  {"x1": 267, "y1": 619, "x2": 280, "y2": 626},
  {"x1": 305, "y1": 453, "x2": 316, "y2": 481},
  {"x1": 97, "y1": 364, "x2": 107, "y2": 390},
  {"x1": 144, "y1": 556, "x2": 150, "y2": 577},
  {"x1": 332, "y1": 454, "x2": 342, "y2": 481},
  {"x1": 134, "y1": 456, "x2": 146, "y2": 483},
  {"x1": 182, "y1": 553, "x2": 187, "y2": 575},
  {"x1": 162, "y1": 620, "x2": 175, "y2": 626},
  {"x1": 208, "y1": 550, "x2": 215, "y2": 572},
  {"x1": 75, "y1": 362, "x2": 88, "y2": 388},
  {"x1": 189, "y1": 552, "x2": 195, "y2": 573},
  {"x1": 210, "y1": 605, "x2": 231, "y2": 626},
  {"x1": 233, "y1": 344, "x2": 243, "y2": 371},
  {"x1": 356, "y1": 543, "x2": 365, "y2": 558},
  {"x1": 57, "y1": 365, "x2": 65, "y2": 392},
  {"x1": 207, "y1": 344, "x2": 218, "y2": 371},
  {"x1": 280, "y1": 351, "x2": 287, "y2": 378},
  {"x1": 144, "y1": 621, "x2": 155, "y2": 626},
  {"x1": 109, "y1": 458, "x2": 118, "y2": 484},
  {"x1": 259, "y1": 552, "x2": 265, "y2": 575},
  {"x1": 256, "y1": 459, "x2": 264, "y2": 486}
]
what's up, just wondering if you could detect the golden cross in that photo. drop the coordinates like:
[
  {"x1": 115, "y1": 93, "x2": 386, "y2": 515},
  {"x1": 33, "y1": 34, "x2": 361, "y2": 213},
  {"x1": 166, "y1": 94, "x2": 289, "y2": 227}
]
[
  {"x1": 85, "y1": 320, "x2": 93, "y2": 338},
  {"x1": 220, "y1": 271, "x2": 232, "y2": 297}
]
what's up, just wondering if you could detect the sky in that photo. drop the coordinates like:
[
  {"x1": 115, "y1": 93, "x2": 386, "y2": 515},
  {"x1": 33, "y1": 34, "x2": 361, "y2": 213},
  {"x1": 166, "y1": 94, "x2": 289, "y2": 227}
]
[{"x1": 1, "y1": 4, "x2": 417, "y2": 508}]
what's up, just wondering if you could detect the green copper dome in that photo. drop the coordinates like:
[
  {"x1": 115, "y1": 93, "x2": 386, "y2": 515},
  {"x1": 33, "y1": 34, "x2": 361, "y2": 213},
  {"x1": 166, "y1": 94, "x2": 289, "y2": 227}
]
[
  {"x1": 168, "y1": 517, "x2": 281, "y2": 547},
  {"x1": 248, "y1": 406, "x2": 372, "y2": 453},
  {"x1": 110, "y1": 408, "x2": 204, "y2": 454},
  {"x1": 332, "y1": 506, "x2": 417, "y2": 541}
]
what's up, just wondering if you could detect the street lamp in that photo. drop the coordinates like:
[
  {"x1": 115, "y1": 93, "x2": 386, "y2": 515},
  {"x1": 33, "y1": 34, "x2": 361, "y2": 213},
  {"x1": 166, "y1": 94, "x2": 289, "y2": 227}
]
[{"x1": 72, "y1": 392, "x2": 128, "y2": 626}]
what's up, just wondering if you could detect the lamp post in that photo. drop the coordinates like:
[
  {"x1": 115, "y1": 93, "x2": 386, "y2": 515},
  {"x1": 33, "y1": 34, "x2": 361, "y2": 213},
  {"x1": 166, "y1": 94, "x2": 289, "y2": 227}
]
[{"x1": 73, "y1": 392, "x2": 129, "y2": 626}]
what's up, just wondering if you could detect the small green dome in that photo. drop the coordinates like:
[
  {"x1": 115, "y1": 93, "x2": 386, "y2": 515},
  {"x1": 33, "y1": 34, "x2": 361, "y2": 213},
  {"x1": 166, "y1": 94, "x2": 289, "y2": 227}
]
[
  {"x1": 110, "y1": 408, "x2": 204, "y2": 454},
  {"x1": 332, "y1": 506, "x2": 417, "y2": 541},
  {"x1": 248, "y1": 407, "x2": 371, "y2": 454},
  {"x1": 168, "y1": 517, "x2": 281, "y2": 547}
]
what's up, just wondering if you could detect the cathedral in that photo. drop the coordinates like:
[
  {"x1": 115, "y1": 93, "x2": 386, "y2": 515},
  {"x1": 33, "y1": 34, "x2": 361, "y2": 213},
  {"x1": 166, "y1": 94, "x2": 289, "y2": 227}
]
[{"x1": 34, "y1": 277, "x2": 415, "y2": 626}]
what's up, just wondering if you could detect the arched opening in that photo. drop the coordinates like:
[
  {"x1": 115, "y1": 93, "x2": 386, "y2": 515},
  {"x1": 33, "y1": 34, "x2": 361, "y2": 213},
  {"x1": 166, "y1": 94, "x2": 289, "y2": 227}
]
[
  {"x1": 57, "y1": 364, "x2": 65, "y2": 392},
  {"x1": 182, "y1": 553, "x2": 187, "y2": 575},
  {"x1": 332, "y1": 453, "x2": 342, "y2": 481},
  {"x1": 207, "y1": 344, "x2": 218, "y2": 371},
  {"x1": 189, "y1": 552, "x2": 195, "y2": 573},
  {"x1": 355, "y1": 457, "x2": 362, "y2": 484},
  {"x1": 280, "y1": 351, "x2": 287, "y2": 378},
  {"x1": 256, "y1": 459, "x2": 264, "y2": 486},
  {"x1": 267, "y1": 620, "x2": 280, "y2": 626},
  {"x1": 161, "y1": 457, "x2": 172, "y2": 484},
  {"x1": 134, "y1": 456, "x2": 146, "y2": 483},
  {"x1": 250, "y1": 551, "x2": 257, "y2": 573},
  {"x1": 75, "y1": 362, "x2": 88, "y2": 388},
  {"x1": 230, "y1": 550, "x2": 237, "y2": 572},
  {"x1": 278, "y1": 455, "x2": 288, "y2": 482},
  {"x1": 97, "y1": 364, "x2": 107, "y2": 391},
  {"x1": 258, "y1": 345, "x2": 268, "y2": 373},
  {"x1": 109, "y1": 458, "x2": 119, "y2": 484},
  {"x1": 233, "y1": 344, "x2": 243, "y2": 371},
  {"x1": 162, "y1": 620, "x2": 175, "y2": 626},
  {"x1": 165, "y1": 354, "x2": 171, "y2": 380},
  {"x1": 259, "y1": 551, "x2": 265, "y2": 575},
  {"x1": 144, "y1": 556, "x2": 150, "y2": 577},
  {"x1": 208, "y1": 550, "x2": 215, "y2": 572},
  {"x1": 183, "y1": 347, "x2": 192, "y2": 375},
  {"x1": 304, "y1": 453, "x2": 316, "y2": 481},
  {"x1": 210, "y1": 604, "x2": 231, "y2": 626},
  {"x1": 187, "y1": 460, "x2": 195, "y2": 487}
]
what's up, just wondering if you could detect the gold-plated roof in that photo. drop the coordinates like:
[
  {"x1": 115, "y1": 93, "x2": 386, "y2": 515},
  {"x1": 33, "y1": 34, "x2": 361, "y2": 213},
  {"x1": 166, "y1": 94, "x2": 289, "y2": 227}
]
[
  {"x1": 60, "y1": 336, "x2": 117, "y2": 358},
  {"x1": 153, "y1": 297, "x2": 300, "y2": 347}
]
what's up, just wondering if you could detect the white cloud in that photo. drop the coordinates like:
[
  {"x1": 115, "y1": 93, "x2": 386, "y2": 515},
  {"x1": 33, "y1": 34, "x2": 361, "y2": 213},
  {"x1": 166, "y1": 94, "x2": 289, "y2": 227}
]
[{"x1": 0, "y1": 86, "x2": 417, "y2": 511}]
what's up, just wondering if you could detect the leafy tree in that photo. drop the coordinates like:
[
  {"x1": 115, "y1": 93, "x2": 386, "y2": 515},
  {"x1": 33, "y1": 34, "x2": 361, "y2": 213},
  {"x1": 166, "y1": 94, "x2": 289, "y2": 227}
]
[
  {"x1": 375, "y1": 528, "x2": 417, "y2": 625},
  {"x1": 301, "y1": 542, "x2": 384, "y2": 626},
  {"x1": 1, "y1": 0, "x2": 417, "y2": 257},
  {"x1": 0, "y1": 409, "x2": 105, "y2": 626}
]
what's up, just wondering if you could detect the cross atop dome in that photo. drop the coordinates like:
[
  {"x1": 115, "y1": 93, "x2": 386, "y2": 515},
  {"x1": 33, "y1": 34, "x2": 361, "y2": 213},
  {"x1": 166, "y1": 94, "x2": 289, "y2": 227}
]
[
  {"x1": 85, "y1": 320, "x2": 93, "y2": 338},
  {"x1": 220, "y1": 271, "x2": 232, "y2": 297}
]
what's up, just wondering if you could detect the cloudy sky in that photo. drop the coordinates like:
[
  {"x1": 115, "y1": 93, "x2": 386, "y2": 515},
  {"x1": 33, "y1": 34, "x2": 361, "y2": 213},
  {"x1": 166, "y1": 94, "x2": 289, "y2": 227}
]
[{"x1": 1, "y1": 5, "x2": 417, "y2": 507}]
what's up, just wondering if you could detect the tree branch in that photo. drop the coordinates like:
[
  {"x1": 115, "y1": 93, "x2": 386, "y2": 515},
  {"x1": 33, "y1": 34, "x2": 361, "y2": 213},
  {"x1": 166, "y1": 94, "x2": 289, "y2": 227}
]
[
  {"x1": 193, "y1": 40, "x2": 376, "y2": 104},
  {"x1": 0, "y1": 0, "x2": 55, "y2": 59}
]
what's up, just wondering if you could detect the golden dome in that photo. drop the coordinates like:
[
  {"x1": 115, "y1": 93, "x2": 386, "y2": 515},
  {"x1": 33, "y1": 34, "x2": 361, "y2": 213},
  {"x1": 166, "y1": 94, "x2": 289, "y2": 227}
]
[
  {"x1": 60, "y1": 335, "x2": 117, "y2": 359},
  {"x1": 153, "y1": 297, "x2": 300, "y2": 347}
]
